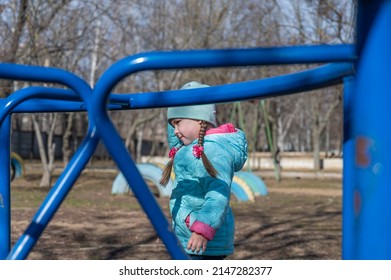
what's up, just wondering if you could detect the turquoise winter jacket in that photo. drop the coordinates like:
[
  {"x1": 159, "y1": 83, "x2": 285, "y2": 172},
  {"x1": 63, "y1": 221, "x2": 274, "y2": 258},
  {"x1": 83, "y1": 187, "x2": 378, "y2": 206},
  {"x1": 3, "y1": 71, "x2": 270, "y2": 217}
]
[{"x1": 168, "y1": 123, "x2": 248, "y2": 256}]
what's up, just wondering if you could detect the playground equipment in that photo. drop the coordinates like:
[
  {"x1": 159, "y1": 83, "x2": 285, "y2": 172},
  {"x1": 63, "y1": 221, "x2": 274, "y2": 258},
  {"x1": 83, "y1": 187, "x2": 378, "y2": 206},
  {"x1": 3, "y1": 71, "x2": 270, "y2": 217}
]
[
  {"x1": 0, "y1": 0, "x2": 389, "y2": 260},
  {"x1": 112, "y1": 163, "x2": 174, "y2": 197},
  {"x1": 111, "y1": 163, "x2": 267, "y2": 202},
  {"x1": 231, "y1": 176, "x2": 256, "y2": 202},
  {"x1": 10, "y1": 152, "x2": 24, "y2": 181},
  {"x1": 235, "y1": 171, "x2": 268, "y2": 197}
]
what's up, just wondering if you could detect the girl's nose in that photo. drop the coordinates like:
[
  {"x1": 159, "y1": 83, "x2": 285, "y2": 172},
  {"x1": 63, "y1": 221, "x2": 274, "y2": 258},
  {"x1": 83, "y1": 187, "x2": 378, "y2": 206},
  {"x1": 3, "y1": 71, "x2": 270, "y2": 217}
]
[{"x1": 173, "y1": 126, "x2": 180, "y2": 136}]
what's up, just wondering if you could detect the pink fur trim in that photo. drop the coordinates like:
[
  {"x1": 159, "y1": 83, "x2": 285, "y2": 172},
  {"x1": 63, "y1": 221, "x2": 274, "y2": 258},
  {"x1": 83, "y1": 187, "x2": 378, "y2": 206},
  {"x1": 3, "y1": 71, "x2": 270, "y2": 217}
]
[{"x1": 206, "y1": 123, "x2": 236, "y2": 135}]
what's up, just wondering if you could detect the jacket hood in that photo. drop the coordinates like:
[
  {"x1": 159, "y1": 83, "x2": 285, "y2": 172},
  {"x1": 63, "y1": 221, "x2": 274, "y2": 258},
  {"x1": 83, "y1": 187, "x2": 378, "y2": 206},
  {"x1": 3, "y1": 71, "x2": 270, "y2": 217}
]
[
  {"x1": 167, "y1": 123, "x2": 248, "y2": 173},
  {"x1": 204, "y1": 128, "x2": 248, "y2": 172}
]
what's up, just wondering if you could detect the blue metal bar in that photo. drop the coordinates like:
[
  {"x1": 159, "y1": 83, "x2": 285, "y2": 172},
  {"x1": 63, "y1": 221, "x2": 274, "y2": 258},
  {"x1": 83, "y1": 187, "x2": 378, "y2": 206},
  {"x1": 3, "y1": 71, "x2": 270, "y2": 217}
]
[
  {"x1": 0, "y1": 64, "x2": 92, "y2": 107},
  {"x1": 0, "y1": 87, "x2": 79, "y2": 124},
  {"x1": 0, "y1": 72, "x2": 187, "y2": 258},
  {"x1": 4, "y1": 63, "x2": 354, "y2": 114},
  {"x1": 11, "y1": 99, "x2": 128, "y2": 113},
  {"x1": 94, "y1": 45, "x2": 355, "y2": 105},
  {"x1": 342, "y1": 75, "x2": 356, "y2": 259},
  {"x1": 352, "y1": 0, "x2": 391, "y2": 259},
  {"x1": 0, "y1": 87, "x2": 130, "y2": 116},
  {"x1": 0, "y1": 116, "x2": 11, "y2": 259},
  {"x1": 0, "y1": 80, "x2": 185, "y2": 259},
  {"x1": 7, "y1": 126, "x2": 100, "y2": 260},
  {"x1": 0, "y1": 66, "x2": 99, "y2": 259},
  {"x1": 125, "y1": 63, "x2": 354, "y2": 109},
  {"x1": 0, "y1": 85, "x2": 175, "y2": 259}
]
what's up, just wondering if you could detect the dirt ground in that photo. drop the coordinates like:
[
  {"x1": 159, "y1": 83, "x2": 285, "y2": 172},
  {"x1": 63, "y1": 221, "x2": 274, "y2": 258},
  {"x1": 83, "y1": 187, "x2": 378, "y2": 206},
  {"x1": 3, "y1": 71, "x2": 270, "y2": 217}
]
[{"x1": 9, "y1": 168, "x2": 342, "y2": 260}]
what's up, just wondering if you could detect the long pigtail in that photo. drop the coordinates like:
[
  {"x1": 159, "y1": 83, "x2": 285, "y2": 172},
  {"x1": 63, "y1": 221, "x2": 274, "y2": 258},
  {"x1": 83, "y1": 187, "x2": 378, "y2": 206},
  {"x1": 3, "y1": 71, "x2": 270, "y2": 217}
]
[
  {"x1": 160, "y1": 145, "x2": 182, "y2": 186},
  {"x1": 193, "y1": 121, "x2": 218, "y2": 178}
]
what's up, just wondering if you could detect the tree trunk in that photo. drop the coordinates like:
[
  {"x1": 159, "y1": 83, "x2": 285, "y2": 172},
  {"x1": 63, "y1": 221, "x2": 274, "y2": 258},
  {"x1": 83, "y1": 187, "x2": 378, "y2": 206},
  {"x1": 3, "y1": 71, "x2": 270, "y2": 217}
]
[
  {"x1": 311, "y1": 97, "x2": 322, "y2": 171},
  {"x1": 31, "y1": 113, "x2": 57, "y2": 187},
  {"x1": 261, "y1": 100, "x2": 281, "y2": 181},
  {"x1": 312, "y1": 125, "x2": 322, "y2": 171},
  {"x1": 62, "y1": 112, "x2": 74, "y2": 166},
  {"x1": 136, "y1": 125, "x2": 144, "y2": 162},
  {"x1": 125, "y1": 111, "x2": 159, "y2": 158}
]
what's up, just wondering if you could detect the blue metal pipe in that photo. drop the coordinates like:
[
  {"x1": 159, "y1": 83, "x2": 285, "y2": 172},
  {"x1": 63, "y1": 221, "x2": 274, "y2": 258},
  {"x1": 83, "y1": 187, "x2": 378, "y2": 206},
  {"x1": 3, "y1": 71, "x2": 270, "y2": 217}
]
[
  {"x1": 93, "y1": 45, "x2": 355, "y2": 108},
  {"x1": 0, "y1": 71, "x2": 186, "y2": 258},
  {"x1": 342, "y1": 75, "x2": 356, "y2": 259},
  {"x1": 87, "y1": 46, "x2": 355, "y2": 125},
  {"x1": 0, "y1": 68, "x2": 97, "y2": 259},
  {"x1": 0, "y1": 87, "x2": 130, "y2": 116},
  {"x1": 0, "y1": 64, "x2": 92, "y2": 106},
  {"x1": 125, "y1": 63, "x2": 354, "y2": 109},
  {"x1": 0, "y1": 87, "x2": 79, "y2": 124},
  {"x1": 0, "y1": 87, "x2": 186, "y2": 259},
  {"x1": 0, "y1": 116, "x2": 11, "y2": 259},
  {"x1": 7, "y1": 126, "x2": 100, "y2": 260},
  {"x1": 12, "y1": 99, "x2": 128, "y2": 113},
  {"x1": 5, "y1": 63, "x2": 354, "y2": 115},
  {"x1": 352, "y1": 0, "x2": 391, "y2": 259}
]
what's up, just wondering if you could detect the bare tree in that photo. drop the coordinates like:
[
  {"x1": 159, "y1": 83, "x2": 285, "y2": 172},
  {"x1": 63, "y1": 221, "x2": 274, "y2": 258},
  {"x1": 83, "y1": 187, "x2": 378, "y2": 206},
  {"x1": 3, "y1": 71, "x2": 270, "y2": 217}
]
[
  {"x1": 0, "y1": 0, "x2": 29, "y2": 97},
  {"x1": 1, "y1": 0, "x2": 356, "y2": 181},
  {"x1": 275, "y1": 0, "x2": 353, "y2": 170},
  {"x1": 31, "y1": 113, "x2": 58, "y2": 187}
]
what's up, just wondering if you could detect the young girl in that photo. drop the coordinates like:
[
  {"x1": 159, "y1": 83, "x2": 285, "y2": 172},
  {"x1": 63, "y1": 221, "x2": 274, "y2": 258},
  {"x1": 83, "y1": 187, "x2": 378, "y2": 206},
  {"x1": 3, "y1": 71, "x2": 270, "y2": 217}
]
[{"x1": 160, "y1": 81, "x2": 248, "y2": 260}]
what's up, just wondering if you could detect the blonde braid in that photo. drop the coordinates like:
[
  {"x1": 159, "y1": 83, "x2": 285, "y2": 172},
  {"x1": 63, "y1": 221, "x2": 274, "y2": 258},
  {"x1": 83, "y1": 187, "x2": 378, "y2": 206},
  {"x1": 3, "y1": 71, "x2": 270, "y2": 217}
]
[
  {"x1": 197, "y1": 121, "x2": 218, "y2": 178},
  {"x1": 160, "y1": 145, "x2": 182, "y2": 186}
]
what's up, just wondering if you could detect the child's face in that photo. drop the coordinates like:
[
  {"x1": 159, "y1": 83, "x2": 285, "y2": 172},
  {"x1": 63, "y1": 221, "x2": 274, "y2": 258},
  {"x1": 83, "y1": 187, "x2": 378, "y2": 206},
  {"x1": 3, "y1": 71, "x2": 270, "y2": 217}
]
[{"x1": 171, "y1": 118, "x2": 201, "y2": 146}]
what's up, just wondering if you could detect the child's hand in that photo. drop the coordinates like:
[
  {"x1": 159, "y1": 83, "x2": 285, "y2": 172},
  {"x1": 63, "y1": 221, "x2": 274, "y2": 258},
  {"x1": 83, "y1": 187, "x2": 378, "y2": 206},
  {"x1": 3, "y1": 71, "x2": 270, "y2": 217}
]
[{"x1": 187, "y1": 232, "x2": 208, "y2": 253}]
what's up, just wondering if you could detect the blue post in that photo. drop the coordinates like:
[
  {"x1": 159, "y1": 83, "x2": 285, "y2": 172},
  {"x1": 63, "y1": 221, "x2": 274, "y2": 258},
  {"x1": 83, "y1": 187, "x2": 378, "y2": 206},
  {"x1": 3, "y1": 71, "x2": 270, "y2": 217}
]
[
  {"x1": 342, "y1": 75, "x2": 356, "y2": 259},
  {"x1": 0, "y1": 115, "x2": 11, "y2": 259},
  {"x1": 352, "y1": 0, "x2": 391, "y2": 259}
]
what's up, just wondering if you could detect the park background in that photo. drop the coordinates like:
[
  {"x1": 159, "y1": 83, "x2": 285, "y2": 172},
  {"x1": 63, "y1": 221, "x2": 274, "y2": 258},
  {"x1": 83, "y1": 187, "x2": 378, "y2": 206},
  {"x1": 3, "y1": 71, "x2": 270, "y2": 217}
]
[
  {"x1": 2, "y1": 0, "x2": 353, "y2": 260},
  {"x1": 1, "y1": 0, "x2": 353, "y2": 187}
]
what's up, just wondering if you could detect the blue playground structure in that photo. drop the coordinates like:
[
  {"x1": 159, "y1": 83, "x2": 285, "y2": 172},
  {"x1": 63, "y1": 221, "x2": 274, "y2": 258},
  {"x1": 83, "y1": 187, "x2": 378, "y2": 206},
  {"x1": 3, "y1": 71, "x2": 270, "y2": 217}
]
[
  {"x1": 10, "y1": 152, "x2": 24, "y2": 181},
  {"x1": 0, "y1": 1, "x2": 390, "y2": 260},
  {"x1": 112, "y1": 163, "x2": 174, "y2": 198}
]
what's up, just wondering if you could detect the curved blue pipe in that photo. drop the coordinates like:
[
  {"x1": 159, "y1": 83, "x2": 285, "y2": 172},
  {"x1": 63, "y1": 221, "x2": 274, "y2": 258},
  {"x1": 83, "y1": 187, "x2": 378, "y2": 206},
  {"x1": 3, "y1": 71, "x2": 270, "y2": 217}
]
[
  {"x1": 88, "y1": 46, "x2": 355, "y2": 260},
  {"x1": 0, "y1": 64, "x2": 92, "y2": 103},
  {"x1": 6, "y1": 62, "x2": 353, "y2": 114},
  {"x1": 0, "y1": 87, "x2": 130, "y2": 116},
  {"x1": 93, "y1": 45, "x2": 355, "y2": 111},
  {"x1": 125, "y1": 63, "x2": 353, "y2": 109}
]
